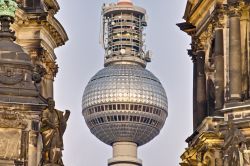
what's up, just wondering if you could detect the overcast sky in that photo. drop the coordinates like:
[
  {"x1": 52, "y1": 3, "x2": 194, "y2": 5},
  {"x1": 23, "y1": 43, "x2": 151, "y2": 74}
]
[{"x1": 54, "y1": 0, "x2": 193, "y2": 165}]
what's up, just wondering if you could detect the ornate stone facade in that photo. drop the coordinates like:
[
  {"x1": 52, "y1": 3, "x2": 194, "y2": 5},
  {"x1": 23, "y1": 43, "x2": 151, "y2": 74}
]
[
  {"x1": 13, "y1": 0, "x2": 68, "y2": 99},
  {"x1": 0, "y1": 0, "x2": 68, "y2": 166},
  {"x1": 178, "y1": 0, "x2": 250, "y2": 165}
]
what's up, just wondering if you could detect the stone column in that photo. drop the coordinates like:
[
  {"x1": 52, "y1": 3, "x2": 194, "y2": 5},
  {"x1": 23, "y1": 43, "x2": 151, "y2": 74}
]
[
  {"x1": 38, "y1": 52, "x2": 57, "y2": 99},
  {"x1": 196, "y1": 50, "x2": 207, "y2": 126},
  {"x1": 229, "y1": 7, "x2": 242, "y2": 101},
  {"x1": 41, "y1": 74, "x2": 54, "y2": 99},
  {"x1": 108, "y1": 142, "x2": 142, "y2": 166},
  {"x1": 28, "y1": 131, "x2": 39, "y2": 166},
  {"x1": 214, "y1": 28, "x2": 225, "y2": 110},
  {"x1": 240, "y1": 9, "x2": 249, "y2": 99},
  {"x1": 190, "y1": 52, "x2": 198, "y2": 130},
  {"x1": 193, "y1": 56, "x2": 198, "y2": 130},
  {"x1": 37, "y1": 134, "x2": 43, "y2": 165}
]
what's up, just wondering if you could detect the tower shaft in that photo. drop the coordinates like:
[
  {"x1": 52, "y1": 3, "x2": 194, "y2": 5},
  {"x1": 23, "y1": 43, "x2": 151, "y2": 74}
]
[{"x1": 108, "y1": 142, "x2": 142, "y2": 166}]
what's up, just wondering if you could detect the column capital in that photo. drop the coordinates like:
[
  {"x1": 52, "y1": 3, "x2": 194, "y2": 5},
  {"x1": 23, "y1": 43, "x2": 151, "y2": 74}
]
[
  {"x1": 227, "y1": 1, "x2": 244, "y2": 17},
  {"x1": 192, "y1": 36, "x2": 206, "y2": 52},
  {"x1": 28, "y1": 48, "x2": 46, "y2": 63},
  {"x1": 196, "y1": 50, "x2": 205, "y2": 62},
  {"x1": 43, "y1": 60, "x2": 58, "y2": 78},
  {"x1": 212, "y1": 4, "x2": 226, "y2": 29}
]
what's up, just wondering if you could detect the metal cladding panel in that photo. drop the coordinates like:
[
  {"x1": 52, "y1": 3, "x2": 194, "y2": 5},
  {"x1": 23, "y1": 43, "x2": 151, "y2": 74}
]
[{"x1": 83, "y1": 64, "x2": 167, "y2": 110}]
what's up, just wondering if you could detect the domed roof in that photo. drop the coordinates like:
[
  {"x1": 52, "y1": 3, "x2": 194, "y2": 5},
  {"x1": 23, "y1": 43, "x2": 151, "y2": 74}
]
[
  {"x1": 0, "y1": 38, "x2": 32, "y2": 66},
  {"x1": 0, "y1": 17, "x2": 45, "y2": 105},
  {"x1": 82, "y1": 63, "x2": 168, "y2": 146}
]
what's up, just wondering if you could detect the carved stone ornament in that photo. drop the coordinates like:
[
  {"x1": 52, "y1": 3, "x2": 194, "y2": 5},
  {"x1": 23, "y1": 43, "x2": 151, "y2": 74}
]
[
  {"x1": 46, "y1": 62, "x2": 58, "y2": 78},
  {"x1": 32, "y1": 64, "x2": 47, "y2": 83},
  {"x1": 0, "y1": 69, "x2": 24, "y2": 85},
  {"x1": 212, "y1": 4, "x2": 226, "y2": 29},
  {"x1": 227, "y1": 1, "x2": 244, "y2": 17},
  {"x1": 192, "y1": 34, "x2": 207, "y2": 52},
  {"x1": 0, "y1": 110, "x2": 27, "y2": 129},
  {"x1": 223, "y1": 121, "x2": 250, "y2": 166}
]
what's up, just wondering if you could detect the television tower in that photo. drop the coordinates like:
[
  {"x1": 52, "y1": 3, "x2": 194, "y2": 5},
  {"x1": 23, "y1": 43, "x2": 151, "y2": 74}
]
[{"x1": 82, "y1": 1, "x2": 168, "y2": 165}]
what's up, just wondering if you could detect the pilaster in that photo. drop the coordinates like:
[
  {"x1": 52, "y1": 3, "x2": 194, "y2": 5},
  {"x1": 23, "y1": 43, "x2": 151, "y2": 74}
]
[
  {"x1": 214, "y1": 28, "x2": 225, "y2": 110},
  {"x1": 196, "y1": 49, "x2": 208, "y2": 127}
]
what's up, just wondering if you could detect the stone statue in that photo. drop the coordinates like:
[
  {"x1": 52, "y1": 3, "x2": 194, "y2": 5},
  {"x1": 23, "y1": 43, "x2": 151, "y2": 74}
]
[
  {"x1": 40, "y1": 98, "x2": 70, "y2": 166},
  {"x1": 239, "y1": 142, "x2": 250, "y2": 166}
]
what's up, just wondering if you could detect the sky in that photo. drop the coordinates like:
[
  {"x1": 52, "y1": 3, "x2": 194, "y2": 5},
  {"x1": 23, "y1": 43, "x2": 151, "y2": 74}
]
[{"x1": 54, "y1": 0, "x2": 193, "y2": 165}]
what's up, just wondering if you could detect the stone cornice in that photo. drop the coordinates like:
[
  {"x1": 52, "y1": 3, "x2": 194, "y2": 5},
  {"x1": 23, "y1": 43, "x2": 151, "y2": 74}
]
[
  {"x1": 188, "y1": 3, "x2": 226, "y2": 56},
  {"x1": 46, "y1": 14, "x2": 68, "y2": 46},
  {"x1": 186, "y1": 0, "x2": 215, "y2": 28},
  {"x1": 183, "y1": 1, "x2": 228, "y2": 37},
  {"x1": 13, "y1": 8, "x2": 68, "y2": 48}
]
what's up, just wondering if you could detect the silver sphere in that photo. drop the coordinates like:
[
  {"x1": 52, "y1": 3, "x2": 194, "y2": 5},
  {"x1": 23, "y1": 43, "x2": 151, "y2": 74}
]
[{"x1": 82, "y1": 63, "x2": 168, "y2": 146}]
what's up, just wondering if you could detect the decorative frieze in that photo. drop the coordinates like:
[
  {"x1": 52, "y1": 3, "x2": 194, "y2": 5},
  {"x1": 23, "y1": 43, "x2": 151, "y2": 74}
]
[
  {"x1": 0, "y1": 110, "x2": 27, "y2": 129},
  {"x1": 212, "y1": 4, "x2": 226, "y2": 29},
  {"x1": 0, "y1": 69, "x2": 24, "y2": 85}
]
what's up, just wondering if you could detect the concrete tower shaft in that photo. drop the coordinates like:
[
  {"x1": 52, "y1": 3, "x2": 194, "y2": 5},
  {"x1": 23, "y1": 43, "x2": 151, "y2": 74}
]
[{"x1": 108, "y1": 142, "x2": 142, "y2": 166}]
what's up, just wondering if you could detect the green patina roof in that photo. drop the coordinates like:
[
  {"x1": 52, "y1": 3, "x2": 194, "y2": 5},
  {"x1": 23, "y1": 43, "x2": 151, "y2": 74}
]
[{"x1": 0, "y1": 0, "x2": 17, "y2": 18}]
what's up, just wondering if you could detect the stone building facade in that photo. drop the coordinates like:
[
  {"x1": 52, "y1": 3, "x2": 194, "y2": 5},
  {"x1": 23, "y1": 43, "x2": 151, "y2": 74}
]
[
  {"x1": 0, "y1": 0, "x2": 68, "y2": 165},
  {"x1": 178, "y1": 0, "x2": 250, "y2": 165},
  {"x1": 13, "y1": 0, "x2": 68, "y2": 99}
]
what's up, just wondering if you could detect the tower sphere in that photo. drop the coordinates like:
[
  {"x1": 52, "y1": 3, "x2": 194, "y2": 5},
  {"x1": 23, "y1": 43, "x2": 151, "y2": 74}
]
[{"x1": 82, "y1": 63, "x2": 168, "y2": 146}]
